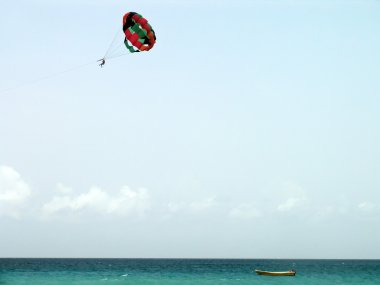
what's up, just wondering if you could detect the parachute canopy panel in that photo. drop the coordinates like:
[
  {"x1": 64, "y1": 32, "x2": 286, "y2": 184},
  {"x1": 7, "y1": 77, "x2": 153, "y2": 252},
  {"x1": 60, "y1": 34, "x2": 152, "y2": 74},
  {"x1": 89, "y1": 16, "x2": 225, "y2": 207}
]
[{"x1": 123, "y1": 12, "x2": 156, "y2": 53}]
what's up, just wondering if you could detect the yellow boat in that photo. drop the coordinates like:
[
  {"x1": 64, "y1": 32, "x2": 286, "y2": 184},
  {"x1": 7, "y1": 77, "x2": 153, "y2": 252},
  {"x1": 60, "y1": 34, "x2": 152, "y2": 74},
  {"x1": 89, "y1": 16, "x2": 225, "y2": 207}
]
[{"x1": 255, "y1": 269, "x2": 296, "y2": 276}]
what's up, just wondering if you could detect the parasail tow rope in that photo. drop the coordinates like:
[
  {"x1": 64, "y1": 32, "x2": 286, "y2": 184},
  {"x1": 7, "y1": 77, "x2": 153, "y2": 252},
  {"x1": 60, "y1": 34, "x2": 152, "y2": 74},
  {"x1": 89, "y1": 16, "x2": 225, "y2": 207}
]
[{"x1": 0, "y1": 60, "x2": 97, "y2": 95}]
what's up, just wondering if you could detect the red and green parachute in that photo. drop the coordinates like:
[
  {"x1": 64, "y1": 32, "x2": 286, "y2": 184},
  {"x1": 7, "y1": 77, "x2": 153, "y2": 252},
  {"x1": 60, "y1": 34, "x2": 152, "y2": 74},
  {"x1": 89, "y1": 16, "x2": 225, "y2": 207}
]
[
  {"x1": 101, "y1": 12, "x2": 156, "y2": 64},
  {"x1": 123, "y1": 12, "x2": 156, "y2": 53}
]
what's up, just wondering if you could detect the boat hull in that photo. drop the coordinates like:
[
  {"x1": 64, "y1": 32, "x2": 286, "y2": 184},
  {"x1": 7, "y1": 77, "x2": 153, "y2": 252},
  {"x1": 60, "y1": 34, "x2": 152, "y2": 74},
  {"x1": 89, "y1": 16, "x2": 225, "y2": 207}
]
[{"x1": 255, "y1": 270, "x2": 296, "y2": 276}]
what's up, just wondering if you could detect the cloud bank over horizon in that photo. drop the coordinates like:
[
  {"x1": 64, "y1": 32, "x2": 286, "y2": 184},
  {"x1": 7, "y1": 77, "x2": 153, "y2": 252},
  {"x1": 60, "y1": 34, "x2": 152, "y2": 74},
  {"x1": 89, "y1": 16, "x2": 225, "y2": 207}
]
[{"x1": 1, "y1": 165, "x2": 378, "y2": 224}]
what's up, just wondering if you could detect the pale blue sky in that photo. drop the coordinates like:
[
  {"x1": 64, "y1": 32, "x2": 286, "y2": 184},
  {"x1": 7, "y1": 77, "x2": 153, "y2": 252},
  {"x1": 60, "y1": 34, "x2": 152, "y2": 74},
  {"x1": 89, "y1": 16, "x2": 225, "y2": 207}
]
[{"x1": 1, "y1": 0, "x2": 380, "y2": 258}]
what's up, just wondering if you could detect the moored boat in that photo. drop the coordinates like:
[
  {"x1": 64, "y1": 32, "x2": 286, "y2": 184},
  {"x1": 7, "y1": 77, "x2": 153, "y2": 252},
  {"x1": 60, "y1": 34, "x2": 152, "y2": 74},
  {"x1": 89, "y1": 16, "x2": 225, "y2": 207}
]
[{"x1": 255, "y1": 269, "x2": 296, "y2": 276}]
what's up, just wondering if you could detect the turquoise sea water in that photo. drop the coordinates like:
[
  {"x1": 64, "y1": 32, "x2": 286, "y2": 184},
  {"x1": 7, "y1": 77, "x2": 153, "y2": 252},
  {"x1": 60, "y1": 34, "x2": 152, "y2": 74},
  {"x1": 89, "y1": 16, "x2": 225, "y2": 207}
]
[{"x1": 1, "y1": 259, "x2": 379, "y2": 285}]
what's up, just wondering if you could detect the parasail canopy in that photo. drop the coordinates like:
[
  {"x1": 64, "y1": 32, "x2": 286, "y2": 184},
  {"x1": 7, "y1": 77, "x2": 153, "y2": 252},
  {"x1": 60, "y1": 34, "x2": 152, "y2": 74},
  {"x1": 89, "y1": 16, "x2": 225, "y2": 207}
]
[
  {"x1": 102, "y1": 11, "x2": 156, "y2": 61},
  {"x1": 122, "y1": 12, "x2": 156, "y2": 53}
]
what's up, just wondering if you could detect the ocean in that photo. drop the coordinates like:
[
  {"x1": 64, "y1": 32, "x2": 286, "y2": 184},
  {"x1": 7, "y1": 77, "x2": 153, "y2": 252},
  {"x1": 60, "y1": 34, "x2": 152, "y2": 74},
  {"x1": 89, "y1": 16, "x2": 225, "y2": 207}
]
[{"x1": 0, "y1": 259, "x2": 379, "y2": 285}]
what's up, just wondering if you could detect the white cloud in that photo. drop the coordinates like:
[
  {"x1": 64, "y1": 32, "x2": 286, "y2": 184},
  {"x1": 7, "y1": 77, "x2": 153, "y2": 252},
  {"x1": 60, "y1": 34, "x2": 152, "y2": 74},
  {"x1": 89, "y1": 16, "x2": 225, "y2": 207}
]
[
  {"x1": 358, "y1": 201, "x2": 378, "y2": 212},
  {"x1": 229, "y1": 204, "x2": 261, "y2": 219},
  {"x1": 0, "y1": 166, "x2": 31, "y2": 204},
  {"x1": 189, "y1": 197, "x2": 217, "y2": 212},
  {"x1": 56, "y1": 183, "x2": 73, "y2": 194},
  {"x1": 42, "y1": 185, "x2": 151, "y2": 217},
  {"x1": 276, "y1": 181, "x2": 309, "y2": 212},
  {"x1": 277, "y1": 197, "x2": 307, "y2": 212},
  {"x1": 0, "y1": 165, "x2": 32, "y2": 218}
]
